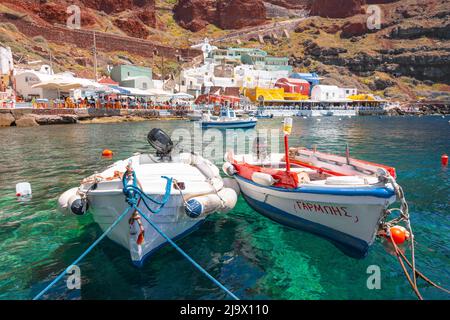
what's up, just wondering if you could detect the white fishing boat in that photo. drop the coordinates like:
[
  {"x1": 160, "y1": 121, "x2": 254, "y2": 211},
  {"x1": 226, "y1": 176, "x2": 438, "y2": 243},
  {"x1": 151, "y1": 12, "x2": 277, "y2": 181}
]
[
  {"x1": 222, "y1": 120, "x2": 405, "y2": 258},
  {"x1": 201, "y1": 108, "x2": 257, "y2": 129},
  {"x1": 58, "y1": 129, "x2": 237, "y2": 267}
]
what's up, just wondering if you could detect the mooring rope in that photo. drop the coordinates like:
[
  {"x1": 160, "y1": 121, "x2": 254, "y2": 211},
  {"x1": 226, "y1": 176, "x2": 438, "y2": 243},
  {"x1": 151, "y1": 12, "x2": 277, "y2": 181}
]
[
  {"x1": 381, "y1": 174, "x2": 450, "y2": 299},
  {"x1": 133, "y1": 205, "x2": 239, "y2": 300},
  {"x1": 33, "y1": 206, "x2": 133, "y2": 300},
  {"x1": 34, "y1": 173, "x2": 239, "y2": 300}
]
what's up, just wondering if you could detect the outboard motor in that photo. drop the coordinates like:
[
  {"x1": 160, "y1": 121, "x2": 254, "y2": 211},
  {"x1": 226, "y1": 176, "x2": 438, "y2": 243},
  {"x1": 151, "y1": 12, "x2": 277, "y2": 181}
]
[{"x1": 147, "y1": 128, "x2": 174, "y2": 160}]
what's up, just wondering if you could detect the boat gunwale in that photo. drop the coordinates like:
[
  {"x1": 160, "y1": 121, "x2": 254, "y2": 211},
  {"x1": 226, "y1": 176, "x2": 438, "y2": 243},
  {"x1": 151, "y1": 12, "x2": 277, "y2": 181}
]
[{"x1": 234, "y1": 174, "x2": 396, "y2": 198}]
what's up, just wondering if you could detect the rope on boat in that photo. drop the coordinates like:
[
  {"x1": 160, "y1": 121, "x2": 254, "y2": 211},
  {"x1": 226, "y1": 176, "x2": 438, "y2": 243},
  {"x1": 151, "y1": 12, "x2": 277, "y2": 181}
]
[
  {"x1": 379, "y1": 174, "x2": 450, "y2": 299},
  {"x1": 122, "y1": 170, "x2": 172, "y2": 213},
  {"x1": 33, "y1": 206, "x2": 133, "y2": 300},
  {"x1": 134, "y1": 205, "x2": 240, "y2": 300},
  {"x1": 34, "y1": 171, "x2": 239, "y2": 300},
  {"x1": 123, "y1": 170, "x2": 239, "y2": 301}
]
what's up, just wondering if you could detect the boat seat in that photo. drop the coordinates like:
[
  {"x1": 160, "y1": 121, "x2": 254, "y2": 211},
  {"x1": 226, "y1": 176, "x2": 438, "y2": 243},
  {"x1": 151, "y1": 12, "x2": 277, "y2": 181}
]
[
  {"x1": 291, "y1": 167, "x2": 317, "y2": 174},
  {"x1": 325, "y1": 176, "x2": 367, "y2": 186}
]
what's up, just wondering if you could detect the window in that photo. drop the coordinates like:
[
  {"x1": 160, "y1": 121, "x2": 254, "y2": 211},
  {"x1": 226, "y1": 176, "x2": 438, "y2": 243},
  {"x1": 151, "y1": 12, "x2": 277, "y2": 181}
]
[
  {"x1": 182, "y1": 80, "x2": 185, "y2": 86},
  {"x1": 142, "y1": 82, "x2": 148, "y2": 90}
]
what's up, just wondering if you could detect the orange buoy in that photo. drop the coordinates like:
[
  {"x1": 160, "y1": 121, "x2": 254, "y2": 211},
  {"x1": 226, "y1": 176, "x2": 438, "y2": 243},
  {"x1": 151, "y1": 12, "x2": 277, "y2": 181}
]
[
  {"x1": 389, "y1": 226, "x2": 410, "y2": 245},
  {"x1": 102, "y1": 149, "x2": 113, "y2": 157},
  {"x1": 442, "y1": 154, "x2": 448, "y2": 166}
]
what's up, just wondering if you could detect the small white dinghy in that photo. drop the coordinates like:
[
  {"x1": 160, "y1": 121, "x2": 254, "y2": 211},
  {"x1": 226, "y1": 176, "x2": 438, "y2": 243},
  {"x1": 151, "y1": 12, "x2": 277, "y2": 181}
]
[{"x1": 58, "y1": 129, "x2": 237, "y2": 267}]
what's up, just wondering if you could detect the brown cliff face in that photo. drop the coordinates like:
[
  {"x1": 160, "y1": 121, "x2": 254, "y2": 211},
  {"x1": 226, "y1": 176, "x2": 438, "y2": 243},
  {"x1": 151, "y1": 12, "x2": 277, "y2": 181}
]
[
  {"x1": 265, "y1": 0, "x2": 312, "y2": 10},
  {"x1": 173, "y1": 0, "x2": 217, "y2": 32},
  {"x1": 173, "y1": 0, "x2": 267, "y2": 32},
  {"x1": 365, "y1": 0, "x2": 399, "y2": 3},
  {"x1": 217, "y1": 0, "x2": 267, "y2": 30},
  {"x1": 79, "y1": 0, "x2": 155, "y2": 14},
  {"x1": 310, "y1": 0, "x2": 365, "y2": 18}
]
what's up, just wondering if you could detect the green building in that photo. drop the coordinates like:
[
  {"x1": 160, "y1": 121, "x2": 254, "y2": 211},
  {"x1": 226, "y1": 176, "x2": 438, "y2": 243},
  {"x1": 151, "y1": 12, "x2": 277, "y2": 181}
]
[
  {"x1": 110, "y1": 65, "x2": 153, "y2": 90},
  {"x1": 208, "y1": 47, "x2": 291, "y2": 72}
]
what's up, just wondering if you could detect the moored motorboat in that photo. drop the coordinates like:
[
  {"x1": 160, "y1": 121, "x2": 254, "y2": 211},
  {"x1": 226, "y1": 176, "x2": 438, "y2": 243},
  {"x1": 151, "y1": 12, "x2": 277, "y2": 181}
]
[
  {"x1": 57, "y1": 129, "x2": 238, "y2": 267},
  {"x1": 201, "y1": 108, "x2": 257, "y2": 129},
  {"x1": 223, "y1": 135, "x2": 406, "y2": 258}
]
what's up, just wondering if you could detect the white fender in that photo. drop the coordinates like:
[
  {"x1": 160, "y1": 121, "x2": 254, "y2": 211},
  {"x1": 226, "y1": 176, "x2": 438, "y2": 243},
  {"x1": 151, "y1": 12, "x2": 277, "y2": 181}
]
[
  {"x1": 192, "y1": 154, "x2": 220, "y2": 180},
  {"x1": 222, "y1": 162, "x2": 237, "y2": 176},
  {"x1": 185, "y1": 187, "x2": 237, "y2": 217},
  {"x1": 185, "y1": 194, "x2": 223, "y2": 218},
  {"x1": 223, "y1": 177, "x2": 240, "y2": 196},
  {"x1": 210, "y1": 177, "x2": 224, "y2": 192},
  {"x1": 251, "y1": 172, "x2": 276, "y2": 186},
  {"x1": 57, "y1": 187, "x2": 79, "y2": 214},
  {"x1": 217, "y1": 187, "x2": 238, "y2": 214}
]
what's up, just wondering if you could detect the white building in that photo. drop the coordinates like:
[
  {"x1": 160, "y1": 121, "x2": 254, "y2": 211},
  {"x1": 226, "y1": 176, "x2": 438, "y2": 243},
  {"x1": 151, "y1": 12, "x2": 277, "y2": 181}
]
[
  {"x1": 191, "y1": 38, "x2": 218, "y2": 61},
  {"x1": 15, "y1": 66, "x2": 100, "y2": 100},
  {"x1": 311, "y1": 85, "x2": 357, "y2": 101},
  {"x1": 179, "y1": 62, "x2": 290, "y2": 97}
]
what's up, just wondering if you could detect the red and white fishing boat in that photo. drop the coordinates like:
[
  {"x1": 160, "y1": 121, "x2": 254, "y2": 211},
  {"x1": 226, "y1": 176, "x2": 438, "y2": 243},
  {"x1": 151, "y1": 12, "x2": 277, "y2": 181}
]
[{"x1": 223, "y1": 119, "x2": 407, "y2": 258}]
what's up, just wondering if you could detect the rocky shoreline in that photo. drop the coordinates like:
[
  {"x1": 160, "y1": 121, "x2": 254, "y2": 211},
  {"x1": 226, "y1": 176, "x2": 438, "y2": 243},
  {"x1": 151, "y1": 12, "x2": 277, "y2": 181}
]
[
  {"x1": 0, "y1": 108, "x2": 187, "y2": 128},
  {"x1": 1, "y1": 106, "x2": 449, "y2": 128}
]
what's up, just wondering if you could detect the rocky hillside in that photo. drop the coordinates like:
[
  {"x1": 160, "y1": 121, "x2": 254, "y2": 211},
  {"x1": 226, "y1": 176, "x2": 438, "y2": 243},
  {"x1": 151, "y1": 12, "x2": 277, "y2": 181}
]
[{"x1": 0, "y1": 0, "x2": 449, "y2": 101}]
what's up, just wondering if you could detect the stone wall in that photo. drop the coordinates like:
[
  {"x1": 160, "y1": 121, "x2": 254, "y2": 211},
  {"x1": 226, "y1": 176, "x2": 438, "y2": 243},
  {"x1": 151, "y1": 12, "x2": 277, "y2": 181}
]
[{"x1": 0, "y1": 14, "x2": 201, "y2": 60}]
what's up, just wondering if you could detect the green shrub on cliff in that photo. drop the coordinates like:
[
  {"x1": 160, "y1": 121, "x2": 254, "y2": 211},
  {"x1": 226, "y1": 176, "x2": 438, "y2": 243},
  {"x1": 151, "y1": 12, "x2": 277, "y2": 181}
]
[
  {"x1": 0, "y1": 22, "x2": 18, "y2": 33},
  {"x1": 32, "y1": 36, "x2": 48, "y2": 44}
]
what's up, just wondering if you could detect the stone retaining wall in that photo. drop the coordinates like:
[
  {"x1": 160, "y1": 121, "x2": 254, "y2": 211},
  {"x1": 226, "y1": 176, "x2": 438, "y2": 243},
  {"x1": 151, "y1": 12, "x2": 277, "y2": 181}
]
[{"x1": 0, "y1": 14, "x2": 201, "y2": 60}]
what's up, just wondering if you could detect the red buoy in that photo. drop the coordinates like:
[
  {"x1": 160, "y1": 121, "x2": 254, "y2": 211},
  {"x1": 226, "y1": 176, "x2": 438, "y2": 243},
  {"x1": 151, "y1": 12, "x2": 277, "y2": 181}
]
[
  {"x1": 102, "y1": 149, "x2": 113, "y2": 157},
  {"x1": 389, "y1": 226, "x2": 410, "y2": 245},
  {"x1": 442, "y1": 154, "x2": 448, "y2": 166}
]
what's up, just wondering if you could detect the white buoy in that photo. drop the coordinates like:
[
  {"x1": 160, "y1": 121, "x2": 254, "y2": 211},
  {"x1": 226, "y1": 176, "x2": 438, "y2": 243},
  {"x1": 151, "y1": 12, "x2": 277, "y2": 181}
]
[{"x1": 16, "y1": 182, "x2": 32, "y2": 201}]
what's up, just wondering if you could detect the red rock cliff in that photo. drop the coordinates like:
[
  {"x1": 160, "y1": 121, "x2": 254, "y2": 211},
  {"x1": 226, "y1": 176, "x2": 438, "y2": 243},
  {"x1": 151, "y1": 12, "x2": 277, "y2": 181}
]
[
  {"x1": 310, "y1": 0, "x2": 365, "y2": 18},
  {"x1": 173, "y1": 0, "x2": 267, "y2": 32}
]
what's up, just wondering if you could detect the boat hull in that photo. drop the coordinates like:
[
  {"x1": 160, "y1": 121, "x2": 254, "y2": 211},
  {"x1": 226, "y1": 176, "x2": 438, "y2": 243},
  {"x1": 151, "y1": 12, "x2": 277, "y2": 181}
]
[
  {"x1": 201, "y1": 120, "x2": 257, "y2": 129},
  {"x1": 87, "y1": 191, "x2": 206, "y2": 267},
  {"x1": 235, "y1": 175, "x2": 395, "y2": 258}
]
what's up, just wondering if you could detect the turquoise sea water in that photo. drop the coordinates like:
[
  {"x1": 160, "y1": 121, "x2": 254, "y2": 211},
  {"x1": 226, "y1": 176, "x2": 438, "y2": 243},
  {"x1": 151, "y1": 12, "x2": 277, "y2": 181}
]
[{"x1": 0, "y1": 116, "x2": 449, "y2": 300}]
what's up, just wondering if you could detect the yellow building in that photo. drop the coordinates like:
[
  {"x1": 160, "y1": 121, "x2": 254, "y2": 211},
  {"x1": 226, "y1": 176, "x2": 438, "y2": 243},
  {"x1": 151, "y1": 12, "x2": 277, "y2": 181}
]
[{"x1": 244, "y1": 87, "x2": 308, "y2": 103}]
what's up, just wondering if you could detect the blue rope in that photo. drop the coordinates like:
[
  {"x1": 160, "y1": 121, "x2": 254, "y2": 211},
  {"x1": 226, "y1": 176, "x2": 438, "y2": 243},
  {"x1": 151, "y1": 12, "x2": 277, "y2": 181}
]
[
  {"x1": 33, "y1": 206, "x2": 133, "y2": 300},
  {"x1": 122, "y1": 172, "x2": 172, "y2": 213},
  {"x1": 134, "y1": 205, "x2": 240, "y2": 300},
  {"x1": 34, "y1": 172, "x2": 238, "y2": 301}
]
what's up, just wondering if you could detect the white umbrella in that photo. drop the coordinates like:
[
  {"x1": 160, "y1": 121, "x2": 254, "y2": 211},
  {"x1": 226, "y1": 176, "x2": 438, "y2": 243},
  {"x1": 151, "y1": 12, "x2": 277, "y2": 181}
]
[{"x1": 172, "y1": 92, "x2": 194, "y2": 99}]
